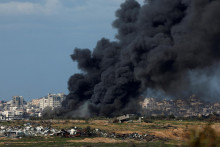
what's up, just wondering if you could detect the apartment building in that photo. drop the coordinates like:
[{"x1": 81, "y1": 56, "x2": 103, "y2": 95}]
[
  {"x1": 12, "y1": 96, "x2": 24, "y2": 107},
  {"x1": 40, "y1": 93, "x2": 65, "y2": 110}
]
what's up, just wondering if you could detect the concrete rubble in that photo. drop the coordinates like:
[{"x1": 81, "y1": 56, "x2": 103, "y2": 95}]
[{"x1": 0, "y1": 123, "x2": 168, "y2": 142}]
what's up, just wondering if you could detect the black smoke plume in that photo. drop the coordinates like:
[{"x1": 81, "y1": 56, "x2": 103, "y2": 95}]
[{"x1": 62, "y1": 0, "x2": 220, "y2": 117}]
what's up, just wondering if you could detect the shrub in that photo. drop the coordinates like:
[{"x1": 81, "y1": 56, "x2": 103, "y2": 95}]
[
  {"x1": 187, "y1": 124, "x2": 220, "y2": 147},
  {"x1": 142, "y1": 118, "x2": 153, "y2": 123}
]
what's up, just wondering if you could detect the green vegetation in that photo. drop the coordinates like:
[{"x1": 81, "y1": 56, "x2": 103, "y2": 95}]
[
  {"x1": 0, "y1": 137, "x2": 178, "y2": 147},
  {"x1": 0, "y1": 120, "x2": 27, "y2": 127}
]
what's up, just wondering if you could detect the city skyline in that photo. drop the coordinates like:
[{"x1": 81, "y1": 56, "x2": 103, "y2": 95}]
[{"x1": 0, "y1": 92, "x2": 66, "y2": 102}]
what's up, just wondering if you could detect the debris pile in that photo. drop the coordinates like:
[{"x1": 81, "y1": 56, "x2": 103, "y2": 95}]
[
  {"x1": 0, "y1": 123, "x2": 59, "y2": 138},
  {"x1": 0, "y1": 123, "x2": 168, "y2": 141}
]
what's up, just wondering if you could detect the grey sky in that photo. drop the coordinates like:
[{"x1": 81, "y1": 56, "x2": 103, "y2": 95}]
[{"x1": 0, "y1": 0, "x2": 143, "y2": 101}]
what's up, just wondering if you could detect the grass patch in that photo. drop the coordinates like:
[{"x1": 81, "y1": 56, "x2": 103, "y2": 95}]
[{"x1": 0, "y1": 138, "x2": 179, "y2": 147}]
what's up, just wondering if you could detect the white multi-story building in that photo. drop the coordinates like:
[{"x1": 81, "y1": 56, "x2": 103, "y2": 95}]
[
  {"x1": 40, "y1": 98, "x2": 49, "y2": 110},
  {"x1": 40, "y1": 93, "x2": 65, "y2": 110}
]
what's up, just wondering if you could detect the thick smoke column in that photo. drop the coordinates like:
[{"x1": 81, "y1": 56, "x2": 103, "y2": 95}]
[{"x1": 62, "y1": 0, "x2": 220, "y2": 117}]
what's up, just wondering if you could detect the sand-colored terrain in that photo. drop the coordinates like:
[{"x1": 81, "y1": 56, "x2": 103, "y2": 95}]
[
  {"x1": 67, "y1": 137, "x2": 137, "y2": 143},
  {"x1": 0, "y1": 119, "x2": 219, "y2": 146}
]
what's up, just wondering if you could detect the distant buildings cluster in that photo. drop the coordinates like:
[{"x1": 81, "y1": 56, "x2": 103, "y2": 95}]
[
  {"x1": 141, "y1": 95, "x2": 220, "y2": 117},
  {"x1": 0, "y1": 93, "x2": 66, "y2": 120},
  {"x1": 0, "y1": 93, "x2": 219, "y2": 120}
]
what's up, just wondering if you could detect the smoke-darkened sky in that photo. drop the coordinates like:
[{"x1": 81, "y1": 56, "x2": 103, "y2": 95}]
[
  {"x1": 0, "y1": 0, "x2": 143, "y2": 101},
  {"x1": 63, "y1": 0, "x2": 220, "y2": 117}
]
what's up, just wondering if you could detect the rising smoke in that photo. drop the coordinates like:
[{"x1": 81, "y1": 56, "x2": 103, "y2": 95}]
[{"x1": 62, "y1": 0, "x2": 220, "y2": 117}]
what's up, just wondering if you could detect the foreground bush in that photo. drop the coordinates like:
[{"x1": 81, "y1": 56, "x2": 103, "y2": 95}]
[{"x1": 187, "y1": 124, "x2": 220, "y2": 147}]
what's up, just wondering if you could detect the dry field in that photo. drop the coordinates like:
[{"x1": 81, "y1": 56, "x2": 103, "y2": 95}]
[
  {"x1": 49, "y1": 119, "x2": 220, "y2": 140},
  {"x1": 0, "y1": 119, "x2": 219, "y2": 146},
  {"x1": 40, "y1": 119, "x2": 220, "y2": 145}
]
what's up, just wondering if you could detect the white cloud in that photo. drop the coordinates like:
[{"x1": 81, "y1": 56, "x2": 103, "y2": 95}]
[{"x1": 0, "y1": 0, "x2": 61, "y2": 15}]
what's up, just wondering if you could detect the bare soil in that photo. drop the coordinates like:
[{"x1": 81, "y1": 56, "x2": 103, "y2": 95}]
[{"x1": 67, "y1": 137, "x2": 135, "y2": 143}]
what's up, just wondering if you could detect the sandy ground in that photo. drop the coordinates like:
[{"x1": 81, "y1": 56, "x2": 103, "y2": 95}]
[
  {"x1": 150, "y1": 128, "x2": 185, "y2": 140},
  {"x1": 150, "y1": 124, "x2": 220, "y2": 140},
  {"x1": 67, "y1": 137, "x2": 138, "y2": 143}
]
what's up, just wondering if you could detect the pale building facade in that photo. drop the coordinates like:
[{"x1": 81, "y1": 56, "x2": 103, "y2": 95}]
[{"x1": 40, "y1": 93, "x2": 65, "y2": 110}]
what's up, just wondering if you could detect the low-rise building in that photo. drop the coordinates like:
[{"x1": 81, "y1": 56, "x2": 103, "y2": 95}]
[{"x1": 31, "y1": 99, "x2": 41, "y2": 107}]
